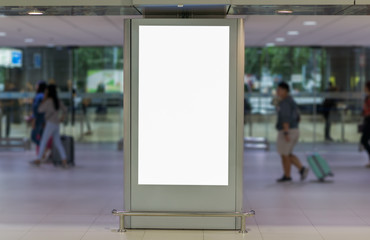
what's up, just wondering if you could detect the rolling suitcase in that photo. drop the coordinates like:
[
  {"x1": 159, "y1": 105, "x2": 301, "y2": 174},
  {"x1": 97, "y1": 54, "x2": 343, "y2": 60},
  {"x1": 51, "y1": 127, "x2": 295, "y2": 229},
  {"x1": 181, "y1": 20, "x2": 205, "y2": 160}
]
[
  {"x1": 52, "y1": 135, "x2": 75, "y2": 166},
  {"x1": 307, "y1": 153, "x2": 333, "y2": 181}
]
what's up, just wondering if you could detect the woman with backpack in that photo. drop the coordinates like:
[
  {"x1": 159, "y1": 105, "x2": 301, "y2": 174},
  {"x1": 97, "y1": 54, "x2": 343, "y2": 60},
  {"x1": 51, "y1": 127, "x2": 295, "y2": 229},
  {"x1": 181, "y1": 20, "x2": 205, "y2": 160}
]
[{"x1": 30, "y1": 84, "x2": 68, "y2": 168}]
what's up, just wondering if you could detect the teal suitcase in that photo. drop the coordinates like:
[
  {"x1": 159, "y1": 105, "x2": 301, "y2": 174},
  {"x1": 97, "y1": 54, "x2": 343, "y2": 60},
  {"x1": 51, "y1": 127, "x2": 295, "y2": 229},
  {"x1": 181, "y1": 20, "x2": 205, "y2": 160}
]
[{"x1": 307, "y1": 153, "x2": 334, "y2": 181}]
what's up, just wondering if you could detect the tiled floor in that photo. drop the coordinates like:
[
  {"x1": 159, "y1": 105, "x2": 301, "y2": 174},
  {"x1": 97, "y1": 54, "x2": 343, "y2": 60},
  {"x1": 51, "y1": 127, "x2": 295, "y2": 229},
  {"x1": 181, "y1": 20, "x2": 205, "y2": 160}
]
[{"x1": 0, "y1": 143, "x2": 370, "y2": 239}]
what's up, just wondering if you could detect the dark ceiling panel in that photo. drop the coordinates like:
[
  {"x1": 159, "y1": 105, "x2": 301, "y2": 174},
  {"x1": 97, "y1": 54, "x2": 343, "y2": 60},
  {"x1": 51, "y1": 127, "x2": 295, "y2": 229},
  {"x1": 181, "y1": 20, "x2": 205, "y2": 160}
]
[
  {"x1": 136, "y1": 5, "x2": 228, "y2": 17},
  {"x1": 0, "y1": 4, "x2": 369, "y2": 17},
  {"x1": 339, "y1": 5, "x2": 370, "y2": 15},
  {"x1": 228, "y1": 5, "x2": 356, "y2": 15},
  {"x1": 0, "y1": 6, "x2": 141, "y2": 16}
]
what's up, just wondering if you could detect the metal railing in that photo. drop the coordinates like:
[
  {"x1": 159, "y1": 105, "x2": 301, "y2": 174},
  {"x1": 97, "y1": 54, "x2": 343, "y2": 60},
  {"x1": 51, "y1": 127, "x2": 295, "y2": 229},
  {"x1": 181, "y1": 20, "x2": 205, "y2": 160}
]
[
  {"x1": 244, "y1": 137, "x2": 269, "y2": 150},
  {"x1": 112, "y1": 209, "x2": 256, "y2": 233},
  {"x1": 0, "y1": 137, "x2": 31, "y2": 150},
  {"x1": 0, "y1": 109, "x2": 31, "y2": 150}
]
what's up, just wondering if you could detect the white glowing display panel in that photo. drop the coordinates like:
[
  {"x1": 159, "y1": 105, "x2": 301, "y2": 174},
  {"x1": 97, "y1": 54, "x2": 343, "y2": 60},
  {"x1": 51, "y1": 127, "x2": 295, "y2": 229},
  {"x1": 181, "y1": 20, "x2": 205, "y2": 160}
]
[{"x1": 138, "y1": 25, "x2": 229, "y2": 186}]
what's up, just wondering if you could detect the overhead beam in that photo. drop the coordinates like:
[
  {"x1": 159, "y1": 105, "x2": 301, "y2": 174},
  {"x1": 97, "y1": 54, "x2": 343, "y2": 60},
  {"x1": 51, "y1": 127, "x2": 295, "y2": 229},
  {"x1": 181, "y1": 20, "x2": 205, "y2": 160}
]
[
  {"x1": 0, "y1": 0, "x2": 133, "y2": 6},
  {"x1": 232, "y1": 0, "x2": 353, "y2": 4},
  {"x1": 0, "y1": 0, "x2": 356, "y2": 6},
  {"x1": 133, "y1": 0, "x2": 353, "y2": 5},
  {"x1": 133, "y1": 0, "x2": 231, "y2": 4}
]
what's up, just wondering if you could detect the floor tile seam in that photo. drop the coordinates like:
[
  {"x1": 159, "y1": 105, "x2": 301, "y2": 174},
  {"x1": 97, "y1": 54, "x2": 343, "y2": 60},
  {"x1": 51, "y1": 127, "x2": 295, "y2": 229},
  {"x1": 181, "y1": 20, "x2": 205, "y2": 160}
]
[
  {"x1": 78, "y1": 228, "x2": 90, "y2": 240},
  {"x1": 83, "y1": 213, "x2": 103, "y2": 233},
  {"x1": 249, "y1": 216, "x2": 264, "y2": 240},
  {"x1": 23, "y1": 213, "x2": 50, "y2": 234},
  {"x1": 299, "y1": 208, "x2": 326, "y2": 240},
  {"x1": 141, "y1": 230, "x2": 147, "y2": 240},
  {"x1": 17, "y1": 231, "x2": 30, "y2": 240},
  {"x1": 348, "y1": 206, "x2": 370, "y2": 226}
]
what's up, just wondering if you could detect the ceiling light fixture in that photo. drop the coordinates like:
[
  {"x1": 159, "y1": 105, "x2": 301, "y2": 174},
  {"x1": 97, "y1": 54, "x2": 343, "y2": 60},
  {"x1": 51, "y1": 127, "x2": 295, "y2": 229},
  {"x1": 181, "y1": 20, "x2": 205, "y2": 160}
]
[
  {"x1": 0, "y1": 32, "x2": 6, "y2": 37},
  {"x1": 28, "y1": 10, "x2": 44, "y2": 15},
  {"x1": 287, "y1": 31, "x2": 299, "y2": 36},
  {"x1": 303, "y1": 21, "x2": 317, "y2": 26},
  {"x1": 275, "y1": 37, "x2": 285, "y2": 42},
  {"x1": 277, "y1": 10, "x2": 293, "y2": 14},
  {"x1": 24, "y1": 38, "x2": 34, "y2": 43}
]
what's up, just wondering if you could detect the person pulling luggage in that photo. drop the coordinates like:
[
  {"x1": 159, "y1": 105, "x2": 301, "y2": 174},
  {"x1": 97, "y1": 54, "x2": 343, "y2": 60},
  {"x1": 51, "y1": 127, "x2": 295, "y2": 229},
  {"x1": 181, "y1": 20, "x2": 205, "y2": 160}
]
[
  {"x1": 275, "y1": 82, "x2": 309, "y2": 182},
  {"x1": 30, "y1": 84, "x2": 68, "y2": 168}
]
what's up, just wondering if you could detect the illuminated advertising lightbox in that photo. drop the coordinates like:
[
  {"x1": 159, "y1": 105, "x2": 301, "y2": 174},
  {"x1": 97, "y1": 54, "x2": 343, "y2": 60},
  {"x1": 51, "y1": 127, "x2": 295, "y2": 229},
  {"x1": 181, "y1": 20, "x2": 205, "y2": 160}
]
[
  {"x1": 138, "y1": 25, "x2": 230, "y2": 186},
  {"x1": 0, "y1": 48, "x2": 22, "y2": 68}
]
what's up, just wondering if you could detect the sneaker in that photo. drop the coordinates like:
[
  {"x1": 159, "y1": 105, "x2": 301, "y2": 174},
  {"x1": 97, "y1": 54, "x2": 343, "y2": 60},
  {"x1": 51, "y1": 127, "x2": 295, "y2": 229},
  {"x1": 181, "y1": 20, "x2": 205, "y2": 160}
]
[
  {"x1": 276, "y1": 176, "x2": 292, "y2": 183},
  {"x1": 61, "y1": 164, "x2": 71, "y2": 169},
  {"x1": 300, "y1": 167, "x2": 309, "y2": 181},
  {"x1": 29, "y1": 160, "x2": 41, "y2": 166},
  {"x1": 61, "y1": 160, "x2": 70, "y2": 169}
]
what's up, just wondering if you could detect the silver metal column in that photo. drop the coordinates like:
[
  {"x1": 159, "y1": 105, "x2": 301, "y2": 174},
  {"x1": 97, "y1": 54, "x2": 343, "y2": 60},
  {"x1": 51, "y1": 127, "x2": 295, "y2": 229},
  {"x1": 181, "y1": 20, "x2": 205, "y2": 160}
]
[{"x1": 121, "y1": 18, "x2": 247, "y2": 231}]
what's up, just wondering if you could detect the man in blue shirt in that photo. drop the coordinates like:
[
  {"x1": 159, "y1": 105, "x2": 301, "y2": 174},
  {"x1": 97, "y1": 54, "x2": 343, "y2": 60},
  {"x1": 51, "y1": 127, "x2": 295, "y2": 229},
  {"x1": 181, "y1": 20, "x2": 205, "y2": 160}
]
[{"x1": 275, "y1": 82, "x2": 309, "y2": 182}]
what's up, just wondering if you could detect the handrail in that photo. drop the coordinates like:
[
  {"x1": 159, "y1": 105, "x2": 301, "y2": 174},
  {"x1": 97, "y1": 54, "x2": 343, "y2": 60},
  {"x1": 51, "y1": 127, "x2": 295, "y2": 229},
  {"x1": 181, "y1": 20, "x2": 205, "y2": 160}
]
[{"x1": 112, "y1": 209, "x2": 256, "y2": 233}]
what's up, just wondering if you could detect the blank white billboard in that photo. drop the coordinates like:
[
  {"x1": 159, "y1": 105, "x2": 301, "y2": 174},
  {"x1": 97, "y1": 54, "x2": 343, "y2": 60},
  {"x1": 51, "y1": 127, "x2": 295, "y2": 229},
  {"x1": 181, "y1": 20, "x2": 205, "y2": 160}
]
[{"x1": 138, "y1": 25, "x2": 230, "y2": 186}]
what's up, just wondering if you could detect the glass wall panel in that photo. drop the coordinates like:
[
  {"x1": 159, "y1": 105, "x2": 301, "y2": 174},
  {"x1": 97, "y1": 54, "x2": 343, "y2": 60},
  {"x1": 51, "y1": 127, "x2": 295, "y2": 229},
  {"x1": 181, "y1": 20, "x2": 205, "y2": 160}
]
[
  {"x1": 69, "y1": 47, "x2": 123, "y2": 143},
  {"x1": 244, "y1": 46, "x2": 366, "y2": 144},
  {"x1": 0, "y1": 44, "x2": 368, "y2": 146},
  {"x1": 0, "y1": 46, "x2": 123, "y2": 145}
]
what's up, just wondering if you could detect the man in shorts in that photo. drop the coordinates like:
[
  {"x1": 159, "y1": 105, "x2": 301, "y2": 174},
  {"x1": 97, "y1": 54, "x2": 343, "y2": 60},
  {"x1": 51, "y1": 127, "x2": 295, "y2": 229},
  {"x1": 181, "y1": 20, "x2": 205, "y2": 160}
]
[{"x1": 275, "y1": 82, "x2": 309, "y2": 182}]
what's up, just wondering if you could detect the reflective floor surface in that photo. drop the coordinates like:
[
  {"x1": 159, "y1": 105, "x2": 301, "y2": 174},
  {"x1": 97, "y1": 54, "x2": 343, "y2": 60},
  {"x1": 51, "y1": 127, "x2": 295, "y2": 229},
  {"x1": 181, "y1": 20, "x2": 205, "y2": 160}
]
[{"x1": 0, "y1": 143, "x2": 370, "y2": 239}]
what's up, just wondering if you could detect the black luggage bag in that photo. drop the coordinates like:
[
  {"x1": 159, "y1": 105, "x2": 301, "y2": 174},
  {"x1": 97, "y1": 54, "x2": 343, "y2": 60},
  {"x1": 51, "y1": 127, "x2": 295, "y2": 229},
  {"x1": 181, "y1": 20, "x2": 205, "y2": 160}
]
[{"x1": 52, "y1": 135, "x2": 75, "y2": 166}]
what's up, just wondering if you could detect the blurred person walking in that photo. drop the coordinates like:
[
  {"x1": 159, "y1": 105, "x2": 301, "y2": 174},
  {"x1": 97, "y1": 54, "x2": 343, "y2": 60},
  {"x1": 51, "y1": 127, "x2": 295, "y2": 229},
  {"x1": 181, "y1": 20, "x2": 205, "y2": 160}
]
[
  {"x1": 72, "y1": 89, "x2": 92, "y2": 136},
  {"x1": 2, "y1": 83, "x2": 17, "y2": 138},
  {"x1": 322, "y1": 82, "x2": 337, "y2": 141},
  {"x1": 361, "y1": 82, "x2": 370, "y2": 168},
  {"x1": 81, "y1": 98, "x2": 92, "y2": 135},
  {"x1": 30, "y1": 81, "x2": 52, "y2": 157},
  {"x1": 275, "y1": 82, "x2": 309, "y2": 182},
  {"x1": 30, "y1": 84, "x2": 68, "y2": 168}
]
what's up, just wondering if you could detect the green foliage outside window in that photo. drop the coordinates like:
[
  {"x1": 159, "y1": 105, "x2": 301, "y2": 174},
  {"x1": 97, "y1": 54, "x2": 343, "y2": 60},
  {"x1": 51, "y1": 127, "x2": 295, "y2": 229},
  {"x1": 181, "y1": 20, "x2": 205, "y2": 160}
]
[
  {"x1": 246, "y1": 47, "x2": 325, "y2": 77},
  {"x1": 245, "y1": 47, "x2": 327, "y2": 92},
  {"x1": 74, "y1": 47, "x2": 123, "y2": 91}
]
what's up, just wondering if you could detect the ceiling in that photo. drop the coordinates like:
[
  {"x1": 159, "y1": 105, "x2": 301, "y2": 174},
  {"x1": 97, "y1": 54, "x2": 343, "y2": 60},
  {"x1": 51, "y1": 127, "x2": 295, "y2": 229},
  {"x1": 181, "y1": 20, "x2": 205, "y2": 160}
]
[
  {"x1": 2, "y1": 14, "x2": 370, "y2": 47},
  {"x1": 0, "y1": 16, "x2": 126, "y2": 46},
  {"x1": 244, "y1": 15, "x2": 370, "y2": 47}
]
